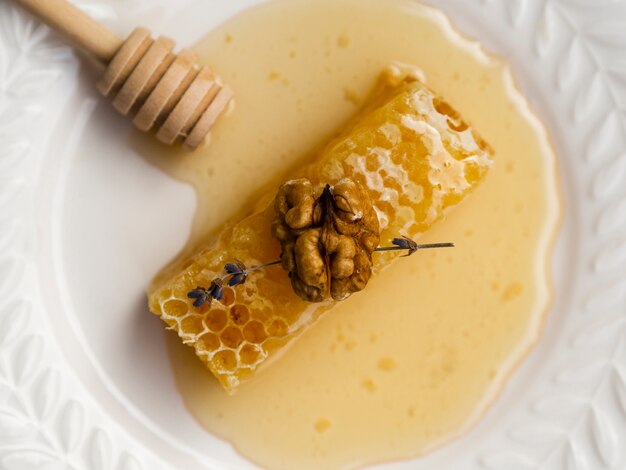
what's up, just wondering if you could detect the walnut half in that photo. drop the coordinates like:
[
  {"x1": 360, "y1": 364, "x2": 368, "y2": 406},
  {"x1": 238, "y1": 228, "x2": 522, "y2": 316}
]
[{"x1": 272, "y1": 178, "x2": 380, "y2": 302}]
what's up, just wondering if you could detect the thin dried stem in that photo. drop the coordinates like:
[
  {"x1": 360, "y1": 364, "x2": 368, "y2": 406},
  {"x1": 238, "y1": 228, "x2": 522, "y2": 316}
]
[
  {"x1": 247, "y1": 260, "x2": 282, "y2": 272},
  {"x1": 375, "y1": 242, "x2": 454, "y2": 252}
]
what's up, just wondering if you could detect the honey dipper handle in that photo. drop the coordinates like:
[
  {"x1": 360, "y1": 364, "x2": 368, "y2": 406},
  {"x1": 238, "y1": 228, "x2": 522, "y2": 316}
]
[{"x1": 13, "y1": 0, "x2": 123, "y2": 63}]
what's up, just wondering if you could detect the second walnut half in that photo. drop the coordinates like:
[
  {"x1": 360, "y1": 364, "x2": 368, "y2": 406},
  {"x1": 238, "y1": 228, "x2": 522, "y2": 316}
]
[{"x1": 272, "y1": 178, "x2": 381, "y2": 302}]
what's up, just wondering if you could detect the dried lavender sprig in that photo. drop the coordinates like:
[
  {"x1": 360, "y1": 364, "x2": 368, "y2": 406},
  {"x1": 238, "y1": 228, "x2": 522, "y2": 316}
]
[
  {"x1": 187, "y1": 278, "x2": 224, "y2": 308},
  {"x1": 222, "y1": 259, "x2": 282, "y2": 287},
  {"x1": 374, "y1": 243, "x2": 455, "y2": 252},
  {"x1": 188, "y1": 236, "x2": 453, "y2": 307},
  {"x1": 376, "y1": 237, "x2": 454, "y2": 257}
]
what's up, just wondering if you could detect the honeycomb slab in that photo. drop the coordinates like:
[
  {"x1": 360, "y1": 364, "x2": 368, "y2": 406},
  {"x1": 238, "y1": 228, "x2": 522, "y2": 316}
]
[{"x1": 148, "y1": 76, "x2": 493, "y2": 393}]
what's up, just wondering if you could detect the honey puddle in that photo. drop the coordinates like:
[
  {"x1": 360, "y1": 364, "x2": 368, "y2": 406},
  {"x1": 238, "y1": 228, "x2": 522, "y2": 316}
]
[{"x1": 137, "y1": 0, "x2": 560, "y2": 468}]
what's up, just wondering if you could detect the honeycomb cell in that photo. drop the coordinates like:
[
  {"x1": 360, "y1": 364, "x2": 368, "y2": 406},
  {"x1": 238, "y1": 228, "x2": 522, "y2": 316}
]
[
  {"x1": 198, "y1": 332, "x2": 220, "y2": 350},
  {"x1": 205, "y1": 309, "x2": 228, "y2": 332},
  {"x1": 433, "y1": 97, "x2": 468, "y2": 132},
  {"x1": 180, "y1": 315, "x2": 204, "y2": 335},
  {"x1": 173, "y1": 286, "x2": 193, "y2": 300},
  {"x1": 221, "y1": 326, "x2": 244, "y2": 349},
  {"x1": 222, "y1": 288, "x2": 236, "y2": 306},
  {"x1": 213, "y1": 350, "x2": 238, "y2": 373},
  {"x1": 365, "y1": 153, "x2": 379, "y2": 172},
  {"x1": 243, "y1": 321, "x2": 268, "y2": 344},
  {"x1": 163, "y1": 299, "x2": 189, "y2": 317},
  {"x1": 230, "y1": 304, "x2": 250, "y2": 325},
  {"x1": 240, "y1": 343, "x2": 261, "y2": 365}
]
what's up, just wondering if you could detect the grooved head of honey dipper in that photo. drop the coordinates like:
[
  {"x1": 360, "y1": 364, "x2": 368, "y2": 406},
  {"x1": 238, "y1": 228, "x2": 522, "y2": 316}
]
[{"x1": 98, "y1": 27, "x2": 234, "y2": 150}]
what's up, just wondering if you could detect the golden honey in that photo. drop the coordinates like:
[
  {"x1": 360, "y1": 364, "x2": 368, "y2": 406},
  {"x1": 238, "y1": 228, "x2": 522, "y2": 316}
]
[{"x1": 138, "y1": 0, "x2": 561, "y2": 468}]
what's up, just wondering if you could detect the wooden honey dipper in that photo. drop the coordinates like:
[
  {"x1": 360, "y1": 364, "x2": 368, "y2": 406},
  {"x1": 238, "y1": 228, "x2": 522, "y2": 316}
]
[{"x1": 14, "y1": 0, "x2": 234, "y2": 150}]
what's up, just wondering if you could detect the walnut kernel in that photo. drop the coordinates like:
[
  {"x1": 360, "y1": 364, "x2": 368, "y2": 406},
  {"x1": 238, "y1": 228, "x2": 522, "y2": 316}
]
[{"x1": 272, "y1": 178, "x2": 380, "y2": 302}]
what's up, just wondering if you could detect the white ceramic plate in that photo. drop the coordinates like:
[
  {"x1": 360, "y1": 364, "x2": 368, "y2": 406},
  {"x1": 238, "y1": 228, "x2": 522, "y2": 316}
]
[{"x1": 1, "y1": 0, "x2": 626, "y2": 469}]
